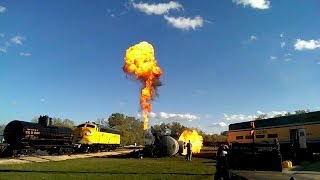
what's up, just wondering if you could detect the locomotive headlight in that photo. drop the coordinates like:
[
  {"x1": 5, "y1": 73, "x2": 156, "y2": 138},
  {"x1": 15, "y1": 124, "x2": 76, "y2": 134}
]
[{"x1": 85, "y1": 131, "x2": 92, "y2": 136}]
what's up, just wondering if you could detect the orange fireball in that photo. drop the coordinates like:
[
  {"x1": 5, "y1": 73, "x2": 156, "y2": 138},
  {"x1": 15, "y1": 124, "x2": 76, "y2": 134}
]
[
  {"x1": 123, "y1": 41, "x2": 162, "y2": 130},
  {"x1": 179, "y1": 130, "x2": 203, "y2": 153}
]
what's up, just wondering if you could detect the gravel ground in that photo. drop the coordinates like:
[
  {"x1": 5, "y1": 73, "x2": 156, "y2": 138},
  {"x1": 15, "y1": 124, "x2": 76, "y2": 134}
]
[{"x1": 0, "y1": 149, "x2": 132, "y2": 165}]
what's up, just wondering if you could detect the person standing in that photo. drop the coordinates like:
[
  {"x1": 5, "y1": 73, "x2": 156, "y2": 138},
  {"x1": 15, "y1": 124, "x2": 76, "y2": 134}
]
[
  {"x1": 182, "y1": 142, "x2": 187, "y2": 158},
  {"x1": 186, "y1": 140, "x2": 192, "y2": 161}
]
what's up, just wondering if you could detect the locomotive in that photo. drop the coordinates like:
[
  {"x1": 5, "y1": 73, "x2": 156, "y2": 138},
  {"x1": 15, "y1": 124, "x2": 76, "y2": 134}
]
[
  {"x1": 73, "y1": 121, "x2": 120, "y2": 152},
  {"x1": 1, "y1": 116, "x2": 121, "y2": 157}
]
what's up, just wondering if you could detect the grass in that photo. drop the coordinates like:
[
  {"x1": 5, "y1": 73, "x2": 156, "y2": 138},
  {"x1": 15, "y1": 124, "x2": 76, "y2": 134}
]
[
  {"x1": 0, "y1": 155, "x2": 216, "y2": 180},
  {"x1": 292, "y1": 161, "x2": 320, "y2": 171}
]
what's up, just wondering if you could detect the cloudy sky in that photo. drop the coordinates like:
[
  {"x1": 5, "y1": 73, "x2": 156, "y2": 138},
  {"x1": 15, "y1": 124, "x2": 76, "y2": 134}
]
[{"x1": 0, "y1": 0, "x2": 319, "y2": 134}]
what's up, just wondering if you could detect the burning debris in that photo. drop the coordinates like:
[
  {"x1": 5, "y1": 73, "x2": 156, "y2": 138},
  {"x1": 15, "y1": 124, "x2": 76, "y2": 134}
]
[
  {"x1": 179, "y1": 130, "x2": 203, "y2": 153},
  {"x1": 123, "y1": 41, "x2": 163, "y2": 130}
]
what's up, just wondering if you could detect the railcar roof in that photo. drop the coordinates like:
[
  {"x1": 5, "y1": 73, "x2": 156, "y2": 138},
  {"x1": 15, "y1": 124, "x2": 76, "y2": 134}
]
[
  {"x1": 77, "y1": 122, "x2": 120, "y2": 134},
  {"x1": 229, "y1": 111, "x2": 320, "y2": 130}
]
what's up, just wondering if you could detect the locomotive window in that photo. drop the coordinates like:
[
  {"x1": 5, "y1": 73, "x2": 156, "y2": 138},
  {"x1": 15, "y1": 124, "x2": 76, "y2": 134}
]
[
  {"x1": 267, "y1": 134, "x2": 278, "y2": 138},
  {"x1": 256, "y1": 135, "x2": 265, "y2": 138},
  {"x1": 245, "y1": 135, "x2": 253, "y2": 139},
  {"x1": 86, "y1": 124, "x2": 95, "y2": 128},
  {"x1": 236, "y1": 136, "x2": 243, "y2": 140},
  {"x1": 77, "y1": 124, "x2": 85, "y2": 127}
]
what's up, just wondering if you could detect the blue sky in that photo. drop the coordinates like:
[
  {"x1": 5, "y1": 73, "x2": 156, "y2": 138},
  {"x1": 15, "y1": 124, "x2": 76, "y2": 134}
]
[{"x1": 0, "y1": 0, "x2": 320, "y2": 134}]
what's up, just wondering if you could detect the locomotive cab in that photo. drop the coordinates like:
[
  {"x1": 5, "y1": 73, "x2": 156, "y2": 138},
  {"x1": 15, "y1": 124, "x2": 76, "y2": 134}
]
[{"x1": 73, "y1": 122, "x2": 97, "y2": 144}]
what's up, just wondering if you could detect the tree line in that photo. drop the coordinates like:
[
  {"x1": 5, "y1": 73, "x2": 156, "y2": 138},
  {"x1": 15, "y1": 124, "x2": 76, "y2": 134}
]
[
  {"x1": 29, "y1": 113, "x2": 227, "y2": 145},
  {"x1": 0, "y1": 109, "x2": 312, "y2": 145},
  {"x1": 255, "y1": 109, "x2": 310, "y2": 120}
]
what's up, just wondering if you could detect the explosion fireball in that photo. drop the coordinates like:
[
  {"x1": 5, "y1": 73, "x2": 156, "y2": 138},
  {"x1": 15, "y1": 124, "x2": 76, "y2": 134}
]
[
  {"x1": 179, "y1": 130, "x2": 203, "y2": 153},
  {"x1": 123, "y1": 41, "x2": 162, "y2": 130}
]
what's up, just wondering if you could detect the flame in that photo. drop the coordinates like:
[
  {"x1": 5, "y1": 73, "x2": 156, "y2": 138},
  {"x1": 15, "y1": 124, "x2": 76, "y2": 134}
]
[
  {"x1": 179, "y1": 130, "x2": 203, "y2": 153},
  {"x1": 123, "y1": 41, "x2": 162, "y2": 130}
]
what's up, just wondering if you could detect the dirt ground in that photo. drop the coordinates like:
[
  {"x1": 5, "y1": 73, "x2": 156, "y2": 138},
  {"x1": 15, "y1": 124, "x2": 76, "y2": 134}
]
[{"x1": 0, "y1": 149, "x2": 132, "y2": 165}]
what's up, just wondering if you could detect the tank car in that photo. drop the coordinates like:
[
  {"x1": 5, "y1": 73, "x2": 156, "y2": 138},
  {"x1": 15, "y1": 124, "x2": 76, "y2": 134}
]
[
  {"x1": 3, "y1": 115, "x2": 74, "y2": 156},
  {"x1": 142, "y1": 132, "x2": 179, "y2": 157}
]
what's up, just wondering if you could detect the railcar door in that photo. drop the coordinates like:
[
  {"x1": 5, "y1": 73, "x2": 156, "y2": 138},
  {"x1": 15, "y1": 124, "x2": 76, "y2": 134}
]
[
  {"x1": 298, "y1": 129, "x2": 307, "y2": 149},
  {"x1": 290, "y1": 129, "x2": 299, "y2": 147},
  {"x1": 290, "y1": 128, "x2": 307, "y2": 149}
]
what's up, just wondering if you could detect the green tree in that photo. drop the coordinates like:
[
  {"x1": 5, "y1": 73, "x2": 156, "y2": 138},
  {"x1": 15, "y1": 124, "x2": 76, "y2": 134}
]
[
  {"x1": 220, "y1": 131, "x2": 228, "y2": 136},
  {"x1": 255, "y1": 114, "x2": 268, "y2": 120},
  {"x1": 107, "y1": 113, "x2": 144, "y2": 145},
  {"x1": 170, "y1": 122, "x2": 189, "y2": 139},
  {"x1": 295, "y1": 109, "x2": 310, "y2": 115},
  {"x1": 108, "y1": 113, "x2": 126, "y2": 127},
  {"x1": 31, "y1": 116, "x2": 75, "y2": 129},
  {"x1": 274, "y1": 114, "x2": 283, "y2": 118},
  {"x1": 285, "y1": 112, "x2": 292, "y2": 116},
  {"x1": 0, "y1": 124, "x2": 5, "y2": 134},
  {"x1": 150, "y1": 122, "x2": 190, "y2": 139}
]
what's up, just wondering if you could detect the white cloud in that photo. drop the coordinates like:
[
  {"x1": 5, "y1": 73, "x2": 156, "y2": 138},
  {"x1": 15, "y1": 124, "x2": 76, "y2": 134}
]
[
  {"x1": 250, "y1": 35, "x2": 257, "y2": 40},
  {"x1": 294, "y1": 39, "x2": 320, "y2": 51},
  {"x1": 210, "y1": 122, "x2": 227, "y2": 127},
  {"x1": 284, "y1": 53, "x2": 291, "y2": 57},
  {"x1": 148, "y1": 112, "x2": 157, "y2": 118},
  {"x1": 223, "y1": 113, "x2": 256, "y2": 121},
  {"x1": 285, "y1": 58, "x2": 292, "y2": 62},
  {"x1": 159, "y1": 112, "x2": 199, "y2": 121},
  {"x1": 0, "y1": 47, "x2": 7, "y2": 53},
  {"x1": 40, "y1": 98, "x2": 46, "y2": 102},
  {"x1": 270, "y1": 111, "x2": 287, "y2": 116},
  {"x1": 0, "y1": 33, "x2": 4, "y2": 38},
  {"x1": 280, "y1": 33, "x2": 284, "y2": 38},
  {"x1": 317, "y1": 62, "x2": 320, "y2": 65},
  {"x1": 280, "y1": 42, "x2": 285, "y2": 48},
  {"x1": 164, "y1": 15, "x2": 203, "y2": 30},
  {"x1": 233, "y1": 0, "x2": 270, "y2": 10},
  {"x1": 0, "y1": 5, "x2": 6, "y2": 14},
  {"x1": 106, "y1": 5, "x2": 129, "y2": 18},
  {"x1": 270, "y1": 56, "x2": 277, "y2": 60},
  {"x1": 223, "y1": 110, "x2": 288, "y2": 123},
  {"x1": 19, "y1": 52, "x2": 31, "y2": 57},
  {"x1": 132, "y1": 1, "x2": 182, "y2": 15},
  {"x1": 256, "y1": 110, "x2": 288, "y2": 118},
  {"x1": 11, "y1": 36, "x2": 24, "y2": 45},
  {"x1": 137, "y1": 112, "x2": 199, "y2": 121},
  {"x1": 242, "y1": 35, "x2": 258, "y2": 45}
]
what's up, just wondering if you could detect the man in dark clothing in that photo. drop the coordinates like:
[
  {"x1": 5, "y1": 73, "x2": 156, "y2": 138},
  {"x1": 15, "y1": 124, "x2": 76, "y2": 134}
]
[{"x1": 186, "y1": 140, "x2": 192, "y2": 161}]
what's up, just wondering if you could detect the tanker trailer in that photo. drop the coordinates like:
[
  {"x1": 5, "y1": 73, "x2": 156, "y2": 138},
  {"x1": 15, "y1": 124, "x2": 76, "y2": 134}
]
[{"x1": 142, "y1": 132, "x2": 179, "y2": 157}]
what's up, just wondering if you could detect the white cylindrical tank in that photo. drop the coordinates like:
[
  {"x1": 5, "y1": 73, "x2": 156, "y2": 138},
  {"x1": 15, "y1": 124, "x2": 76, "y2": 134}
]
[{"x1": 158, "y1": 135, "x2": 179, "y2": 157}]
